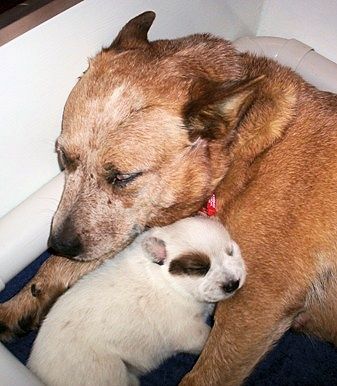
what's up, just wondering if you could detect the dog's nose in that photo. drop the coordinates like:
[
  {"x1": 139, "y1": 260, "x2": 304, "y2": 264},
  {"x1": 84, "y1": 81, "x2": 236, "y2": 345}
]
[
  {"x1": 222, "y1": 279, "x2": 240, "y2": 294},
  {"x1": 48, "y1": 234, "x2": 83, "y2": 258},
  {"x1": 48, "y1": 217, "x2": 83, "y2": 258}
]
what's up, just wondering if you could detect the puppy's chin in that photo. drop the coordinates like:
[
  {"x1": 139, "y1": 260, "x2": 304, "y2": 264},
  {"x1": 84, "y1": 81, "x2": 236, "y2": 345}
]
[{"x1": 199, "y1": 292, "x2": 231, "y2": 304}]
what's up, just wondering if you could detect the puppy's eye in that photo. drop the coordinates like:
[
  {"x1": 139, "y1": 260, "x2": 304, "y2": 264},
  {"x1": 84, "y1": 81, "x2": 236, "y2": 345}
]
[
  {"x1": 169, "y1": 252, "x2": 211, "y2": 276},
  {"x1": 107, "y1": 172, "x2": 141, "y2": 187},
  {"x1": 185, "y1": 266, "x2": 210, "y2": 276}
]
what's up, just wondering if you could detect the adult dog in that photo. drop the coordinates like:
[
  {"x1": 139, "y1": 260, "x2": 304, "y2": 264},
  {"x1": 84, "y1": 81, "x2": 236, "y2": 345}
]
[{"x1": 1, "y1": 11, "x2": 337, "y2": 386}]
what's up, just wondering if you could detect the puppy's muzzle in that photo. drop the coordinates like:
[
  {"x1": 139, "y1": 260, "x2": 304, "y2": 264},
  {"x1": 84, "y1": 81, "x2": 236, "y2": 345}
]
[{"x1": 48, "y1": 216, "x2": 83, "y2": 258}]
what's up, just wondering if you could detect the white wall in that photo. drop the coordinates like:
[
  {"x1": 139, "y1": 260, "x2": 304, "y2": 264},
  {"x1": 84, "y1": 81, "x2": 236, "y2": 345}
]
[
  {"x1": 258, "y1": 0, "x2": 337, "y2": 63},
  {"x1": 0, "y1": 0, "x2": 264, "y2": 218}
]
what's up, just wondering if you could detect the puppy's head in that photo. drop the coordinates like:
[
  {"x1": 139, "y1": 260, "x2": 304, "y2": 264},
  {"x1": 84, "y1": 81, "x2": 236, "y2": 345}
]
[
  {"x1": 50, "y1": 12, "x2": 262, "y2": 261},
  {"x1": 142, "y1": 216, "x2": 246, "y2": 303}
]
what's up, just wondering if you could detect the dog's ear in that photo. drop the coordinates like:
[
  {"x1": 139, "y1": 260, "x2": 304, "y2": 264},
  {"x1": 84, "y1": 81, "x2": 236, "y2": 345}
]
[
  {"x1": 184, "y1": 75, "x2": 265, "y2": 142},
  {"x1": 108, "y1": 11, "x2": 156, "y2": 51},
  {"x1": 142, "y1": 236, "x2": 167, "y2": 265}
]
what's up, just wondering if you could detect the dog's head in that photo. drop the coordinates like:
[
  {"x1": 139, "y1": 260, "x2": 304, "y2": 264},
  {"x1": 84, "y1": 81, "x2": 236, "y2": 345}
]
[
  {"x1": 142, "y1": 216, "x2": 246, "y2": 302},
  {"x1": 49, "y1": 11, "x2": 263, "y2": 261}
]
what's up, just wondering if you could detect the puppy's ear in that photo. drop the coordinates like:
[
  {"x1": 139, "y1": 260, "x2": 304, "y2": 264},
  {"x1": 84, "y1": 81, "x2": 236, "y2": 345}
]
[
  {"x1": 142, "y1": 236, "x2": 167, "y2": 265},
  {"x1": 108, "y1": 11, "x2": 155, "y2": 51},
  {"x1": 184, "y1": 76, "x2": 265, "y2": 142}
]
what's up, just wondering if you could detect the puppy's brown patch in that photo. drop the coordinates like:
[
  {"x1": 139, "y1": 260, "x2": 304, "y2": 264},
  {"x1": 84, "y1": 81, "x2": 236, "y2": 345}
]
[{"x1": 169, "y1": 252, "x2": 210, "y2": 276}]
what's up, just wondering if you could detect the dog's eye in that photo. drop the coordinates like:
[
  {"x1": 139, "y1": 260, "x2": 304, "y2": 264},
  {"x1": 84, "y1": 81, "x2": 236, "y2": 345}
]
[
  {"x1": 56, "y1": 149, "x2": 64, "y2": 168},
  {"x1": 57, "y1": 149, "x2": 77, "y2": 172},
  {"x1": 107, "y1": 172, "x2": 141, "y2": 187}
]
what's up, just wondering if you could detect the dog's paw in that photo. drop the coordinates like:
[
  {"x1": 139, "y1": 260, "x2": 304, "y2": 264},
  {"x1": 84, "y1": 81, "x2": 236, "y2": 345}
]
[
  {"x1": 0, "y1": 297, "x2": 41, "y2": 341},
  {"x1": 0, "y1": 283, "x2": 48, "y2": 341}
]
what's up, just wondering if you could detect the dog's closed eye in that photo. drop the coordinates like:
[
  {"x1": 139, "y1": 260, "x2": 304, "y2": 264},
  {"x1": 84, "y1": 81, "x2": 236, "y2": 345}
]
[
  {"x1": 105, "y1": 169, "x2": 142, "y2": 188},
  {"x1": 113, "y1": 173, "x2": 140, "y2": 187},
  {"x1": 56, "y1": 147, "x2": 78, "y2": 172}
]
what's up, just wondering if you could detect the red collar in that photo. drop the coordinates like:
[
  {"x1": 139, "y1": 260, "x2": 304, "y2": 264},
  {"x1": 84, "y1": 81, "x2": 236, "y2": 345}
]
[{"x1": 201, "y1": 193, "x2": 217, "y2": 216}]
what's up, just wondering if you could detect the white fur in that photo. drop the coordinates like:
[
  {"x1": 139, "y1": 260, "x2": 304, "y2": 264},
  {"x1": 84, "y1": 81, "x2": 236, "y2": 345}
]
[{"x1": 28, "y1": 216, "x2": 245, "y2": 386}]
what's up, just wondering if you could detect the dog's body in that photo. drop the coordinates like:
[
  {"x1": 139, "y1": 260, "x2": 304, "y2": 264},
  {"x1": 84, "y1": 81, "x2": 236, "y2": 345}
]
[
  {"x1": 28, "y1": 216, "x2": 245, "y2": 386},
  {"x1": 1, "y1": 11, "x2": 337, "y2": 385}
]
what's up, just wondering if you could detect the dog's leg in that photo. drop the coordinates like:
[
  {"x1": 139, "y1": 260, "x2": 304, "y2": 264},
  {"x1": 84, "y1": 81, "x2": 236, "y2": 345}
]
[
  {"x1": 179, "y1": 285, "x2": 299, "y2": 386},
  {"x1": 0, "y1": 255, "x2": 103, "y2": 341},
  {"x1": 294, "y1": 274, "x2": 337, "y2": 345}
]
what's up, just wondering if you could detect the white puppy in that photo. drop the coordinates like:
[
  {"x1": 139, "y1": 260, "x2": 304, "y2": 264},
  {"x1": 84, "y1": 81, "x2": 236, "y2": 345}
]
[{"x1": 28, "y1": 216, "x2": 246, "y2": 386}]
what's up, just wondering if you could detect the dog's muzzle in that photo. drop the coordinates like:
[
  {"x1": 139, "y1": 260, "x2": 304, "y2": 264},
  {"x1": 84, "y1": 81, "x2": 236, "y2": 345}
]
[{"x1": 48, "y1": 216, "x2": 84, "y2": 258}]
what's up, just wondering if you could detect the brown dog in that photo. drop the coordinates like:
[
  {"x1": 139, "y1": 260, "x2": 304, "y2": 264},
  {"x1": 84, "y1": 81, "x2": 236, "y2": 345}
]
[{"x1": 1, "y1": 11, "x2": 337, "y2": 385}]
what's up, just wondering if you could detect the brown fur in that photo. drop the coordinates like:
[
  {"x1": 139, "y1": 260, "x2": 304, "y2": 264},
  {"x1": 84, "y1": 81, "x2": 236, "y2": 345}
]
[
  {"x1": 169, "y1": 252, "x2": 211, "y2": 276},
  {"x1": 1, "y1": 11, "x2": 337, "y2": 385}
]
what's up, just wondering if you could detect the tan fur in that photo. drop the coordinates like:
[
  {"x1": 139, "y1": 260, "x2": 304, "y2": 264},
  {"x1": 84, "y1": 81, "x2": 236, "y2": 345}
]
[{"x1": 1, "y1": 11, "x2": 337, "y2": 386}]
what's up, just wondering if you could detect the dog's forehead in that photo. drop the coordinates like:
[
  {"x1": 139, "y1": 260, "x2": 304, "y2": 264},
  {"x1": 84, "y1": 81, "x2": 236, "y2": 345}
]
[
  {"x1": 99, "y1": 109, "x2": 186, "y2": 170},
  {"x1": 61, "y1": 32, "x2": 243, "y2": 141},
  {"x1": 64, "y1": 51, "x2": 187, "y2": 120},
  {"x1": 61, "y1": 74, "x2": 188, "y2": 168},
  {"x1": 62, "y1": 78, "x2": 145, "y2": 136}
]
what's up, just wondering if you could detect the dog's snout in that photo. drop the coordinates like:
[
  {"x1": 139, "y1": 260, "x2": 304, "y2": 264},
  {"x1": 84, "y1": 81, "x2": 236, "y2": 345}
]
[
  {"x1": 49, "y1": 217, "x2": 83, "y2": 258},
  {"x1": 222, "y1": 279, "x2": 240, "y2": 294},
  {"x1": 49, "y1": 234, "x2": 83, "y2": 258}
]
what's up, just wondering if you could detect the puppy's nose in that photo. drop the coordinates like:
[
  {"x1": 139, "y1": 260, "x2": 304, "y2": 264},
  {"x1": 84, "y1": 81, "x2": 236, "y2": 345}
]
[
  {"x1": 222, "y1": 279, "x2": 240, "y2": 294},
  {"x1": 48, "y1": 217, "x2": 83, "y2": 258}
]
